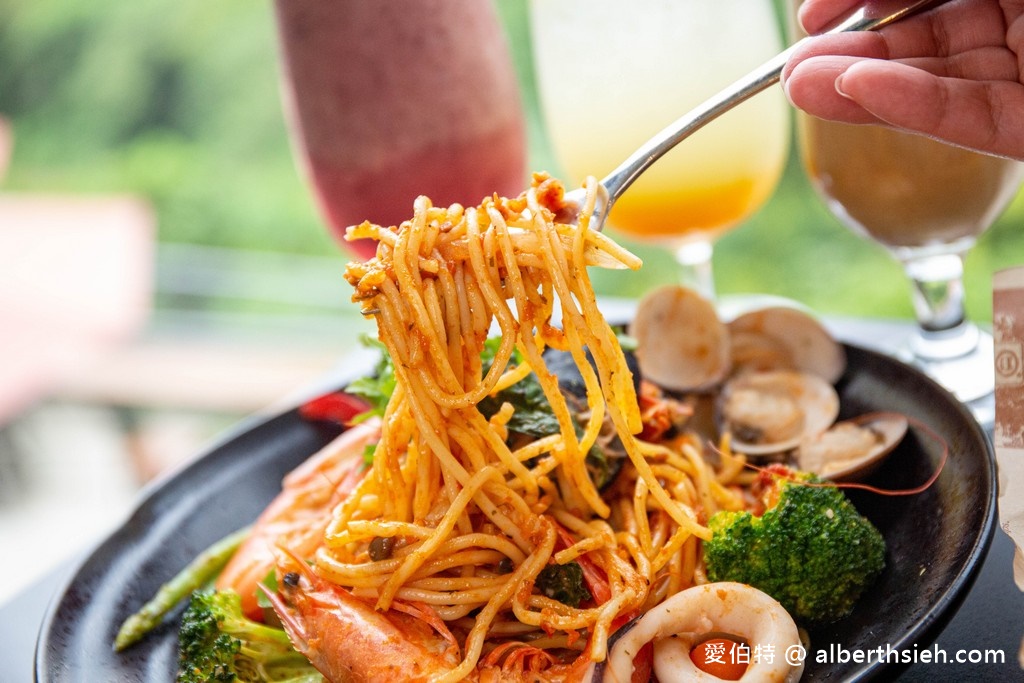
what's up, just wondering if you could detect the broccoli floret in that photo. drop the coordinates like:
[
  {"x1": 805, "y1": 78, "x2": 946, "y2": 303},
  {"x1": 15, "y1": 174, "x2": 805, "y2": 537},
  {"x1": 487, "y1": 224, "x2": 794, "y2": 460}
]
[
  {"x1": 703, "y1": 469, "x2": 885, "y2": 624},
  {"x1": 177, "y1": 589, "x2": 323, "y2": 683}
]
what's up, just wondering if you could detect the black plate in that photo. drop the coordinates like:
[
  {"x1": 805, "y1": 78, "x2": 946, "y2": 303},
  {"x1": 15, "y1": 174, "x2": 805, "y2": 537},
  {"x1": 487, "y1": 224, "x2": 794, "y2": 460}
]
[{"x1": 35, "y1": 344, "x2": 995, "y2": 682}]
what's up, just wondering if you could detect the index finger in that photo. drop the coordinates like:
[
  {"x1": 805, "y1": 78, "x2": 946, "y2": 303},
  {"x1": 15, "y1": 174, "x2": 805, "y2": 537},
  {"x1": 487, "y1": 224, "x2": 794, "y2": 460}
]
[{"x1": 799, "y1": 0, "x2": 865, "y2": 34}]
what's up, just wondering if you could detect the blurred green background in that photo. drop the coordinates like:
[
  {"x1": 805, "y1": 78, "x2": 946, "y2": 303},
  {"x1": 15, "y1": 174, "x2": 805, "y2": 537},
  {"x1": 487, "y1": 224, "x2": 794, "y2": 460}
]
[{"x1": 2, "y1": 0, "x2": 1023, "y2": 324}]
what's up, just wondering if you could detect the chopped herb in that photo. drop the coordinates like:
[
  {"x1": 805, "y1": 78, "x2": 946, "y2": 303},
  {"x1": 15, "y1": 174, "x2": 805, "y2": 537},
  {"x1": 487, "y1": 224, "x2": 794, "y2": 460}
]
[
  {"x1": 362, "y1": 444, "x2": 377, "y2": 468},
  {"x1": 585, "y1": 446, "x2": 614, "y2": 491},
  {"x1": 535, "y1": 562, "x2": 592, "y2": 608}
]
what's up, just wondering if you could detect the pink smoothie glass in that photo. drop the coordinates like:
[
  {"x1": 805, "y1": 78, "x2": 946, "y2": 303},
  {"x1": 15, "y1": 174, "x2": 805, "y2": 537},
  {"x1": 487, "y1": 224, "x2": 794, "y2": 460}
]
[{"x1": 274, "y1": 0, "x2": 527, "y2": 259}]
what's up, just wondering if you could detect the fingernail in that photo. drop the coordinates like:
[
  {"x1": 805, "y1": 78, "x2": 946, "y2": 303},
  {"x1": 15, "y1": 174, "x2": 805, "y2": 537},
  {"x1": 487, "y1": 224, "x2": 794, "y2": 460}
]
[
  {"x1": 835, "y1": 73, "x2": 851, "y2": 99},
  {"x1": 780, "y1": 65, "x2": 795, "y2": 102}
]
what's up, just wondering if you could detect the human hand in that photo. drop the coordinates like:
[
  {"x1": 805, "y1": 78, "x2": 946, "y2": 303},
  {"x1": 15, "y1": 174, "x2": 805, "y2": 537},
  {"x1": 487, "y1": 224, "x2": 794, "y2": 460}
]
[{"x1": 782, "y1": 0, "x2": 1024, "y2": 160}]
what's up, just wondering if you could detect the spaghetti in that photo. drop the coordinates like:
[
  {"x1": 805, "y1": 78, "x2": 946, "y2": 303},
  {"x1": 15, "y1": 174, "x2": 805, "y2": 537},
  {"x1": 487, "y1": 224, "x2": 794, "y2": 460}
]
[{"x1": 318, "y1": 174, "x2": 743, "y2": 680}]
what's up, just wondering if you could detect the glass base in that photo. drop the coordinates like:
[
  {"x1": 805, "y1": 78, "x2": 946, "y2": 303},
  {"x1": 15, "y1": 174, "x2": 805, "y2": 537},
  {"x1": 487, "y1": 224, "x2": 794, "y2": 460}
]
[
  {"x1": 897, "y1": 324, "x2": 994, "y2": 406},
  {"x1": 964, "y1": 391, "x2": 995, "y2": 430},
  {"x1": 674, "y1": 241, "x2": 715, "y2": 300}
]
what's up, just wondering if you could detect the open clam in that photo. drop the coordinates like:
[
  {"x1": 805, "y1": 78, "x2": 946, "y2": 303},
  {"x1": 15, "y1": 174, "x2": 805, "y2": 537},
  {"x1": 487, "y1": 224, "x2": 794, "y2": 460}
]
[
  {"x1": 727, "y1": 306, "x2": 846, "y2": 383},
  {"x1": 629, "y1": 285, "x2": 730, "y2": 393},
  {"x1": 797, "y1": 412, "x2": 909, "y2": 481},
  {"x1": 719, "y1": 370, "x2": 840, "y2": 456}
]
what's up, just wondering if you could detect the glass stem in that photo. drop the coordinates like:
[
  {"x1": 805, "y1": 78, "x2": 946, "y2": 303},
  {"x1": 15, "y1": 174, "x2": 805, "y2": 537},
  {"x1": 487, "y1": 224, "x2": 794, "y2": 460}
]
[
  {"x1": 902, "y1": 251, "x2": 979, "y2": 360},
  {"x1": 675, "y1": 240, "x2": 716, "y2": 300}
]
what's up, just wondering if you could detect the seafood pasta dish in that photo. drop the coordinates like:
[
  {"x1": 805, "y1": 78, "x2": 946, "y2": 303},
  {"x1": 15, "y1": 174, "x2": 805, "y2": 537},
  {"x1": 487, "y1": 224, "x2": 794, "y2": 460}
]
[{"x1": 117, "y1": 174, "x2": 895, "y2": 682}]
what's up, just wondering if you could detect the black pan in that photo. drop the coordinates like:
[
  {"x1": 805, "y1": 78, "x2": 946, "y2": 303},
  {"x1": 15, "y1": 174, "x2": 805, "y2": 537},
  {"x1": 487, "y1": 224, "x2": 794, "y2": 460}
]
[{"x1": 35, "y1": 344, "x2": 995, "y2": 682}]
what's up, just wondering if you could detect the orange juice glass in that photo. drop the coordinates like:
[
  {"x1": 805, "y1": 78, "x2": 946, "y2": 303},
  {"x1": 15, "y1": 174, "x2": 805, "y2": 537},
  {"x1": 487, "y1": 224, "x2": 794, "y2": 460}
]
[{"x1": 529, "y1": 0, "x2": 789, "y2": 297}]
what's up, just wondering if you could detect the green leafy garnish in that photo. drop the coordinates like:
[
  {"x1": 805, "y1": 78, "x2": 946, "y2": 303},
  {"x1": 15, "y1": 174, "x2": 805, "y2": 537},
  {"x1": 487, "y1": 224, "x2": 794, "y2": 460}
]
[
  {"x1": 345, "y1": 336, "x2": 396, "y2": 421},
  {"x1": 348, "y1": 335, "x2": 618, "y2": 489},
  {"x1": 616, "y1": 331, "x2": 638, "y2": 352},
  {"x1": 478, "y1": 370, "x2": 560, "y2": 437},
  {"x1": 255, "y1": 570, "x2": 278, "y2": 610},
  {"x1": 482, "y1": 336, "x2": 513, "y2": 366},
  {"x1": 478, "y1": 366, "x2": 617, "y2": 490}
]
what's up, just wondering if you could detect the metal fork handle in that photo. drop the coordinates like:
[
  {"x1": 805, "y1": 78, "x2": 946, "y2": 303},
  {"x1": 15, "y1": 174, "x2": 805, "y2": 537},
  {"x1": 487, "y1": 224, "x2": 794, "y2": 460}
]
[{"x1": 598, "y1": 0, "x2": 953, "y2": 208}]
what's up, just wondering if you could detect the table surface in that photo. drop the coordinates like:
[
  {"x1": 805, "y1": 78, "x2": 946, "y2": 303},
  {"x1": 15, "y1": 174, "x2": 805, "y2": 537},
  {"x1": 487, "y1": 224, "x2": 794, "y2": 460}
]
[{"x1": 3, "y1": 315, "x2": 1022, "y2": 681}]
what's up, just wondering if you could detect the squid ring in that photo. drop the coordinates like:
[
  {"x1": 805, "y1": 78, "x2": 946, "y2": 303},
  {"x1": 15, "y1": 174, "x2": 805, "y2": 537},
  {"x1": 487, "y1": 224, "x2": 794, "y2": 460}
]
[{"x1": 603, "y1": 582, "x2": 803, "y2": 682}]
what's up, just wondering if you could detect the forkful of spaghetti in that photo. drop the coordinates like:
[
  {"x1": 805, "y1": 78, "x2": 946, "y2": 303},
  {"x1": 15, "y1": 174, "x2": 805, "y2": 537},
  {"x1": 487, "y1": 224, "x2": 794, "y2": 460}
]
[{"x1": 345, "y1": 172, "x2": 640, "y2": 277}]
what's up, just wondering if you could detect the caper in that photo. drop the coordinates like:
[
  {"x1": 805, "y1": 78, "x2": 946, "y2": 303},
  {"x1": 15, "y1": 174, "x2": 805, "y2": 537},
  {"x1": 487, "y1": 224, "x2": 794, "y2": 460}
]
[{"x1": 368, "y1": 536, "x2": 395, "y2": 561}]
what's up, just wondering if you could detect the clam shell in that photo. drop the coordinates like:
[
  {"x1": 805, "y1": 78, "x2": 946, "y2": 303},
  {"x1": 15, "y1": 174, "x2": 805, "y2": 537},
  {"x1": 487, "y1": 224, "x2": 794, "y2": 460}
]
[
  {"x1": 797, "y1": 412, "x2": 909, "y2": 481},
  {"x1": 727, "y1": 306, "x2": 846, "y2": 383},
  {"x1": 729, "y1": 330, "x2": 794, "y2": 375},
  {"x1": 720, "y1": 370, "x2": 840, "y2": 455},
  {"x1": 629, "y1": 285, "x2": 731, "y2": 393}
]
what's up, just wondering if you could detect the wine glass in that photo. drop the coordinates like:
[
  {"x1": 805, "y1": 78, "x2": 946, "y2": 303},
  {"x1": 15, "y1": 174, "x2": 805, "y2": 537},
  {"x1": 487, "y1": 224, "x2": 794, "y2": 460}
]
[
  {"x1": 528, "y1": 0, "x2": 790, "y2": 299},
  {"x1": 273, "y1": 0, "x2": 526, "y2": 260},
  {"x1": 791, "y1": 9, "x2": 1024, "y2": 407}
]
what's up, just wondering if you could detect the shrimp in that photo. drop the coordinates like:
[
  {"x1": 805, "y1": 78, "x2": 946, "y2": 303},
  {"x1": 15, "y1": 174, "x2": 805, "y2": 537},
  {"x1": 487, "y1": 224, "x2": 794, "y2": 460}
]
[
  {"x1": 263, "y1": 550, "x2": 463, "y2": 683},
  {"x1": 602, "y1": 582, "x2": 803, "y2": 683},
  {"x1": 216, "y1": 418, "x2": 381, "y2": 619}
]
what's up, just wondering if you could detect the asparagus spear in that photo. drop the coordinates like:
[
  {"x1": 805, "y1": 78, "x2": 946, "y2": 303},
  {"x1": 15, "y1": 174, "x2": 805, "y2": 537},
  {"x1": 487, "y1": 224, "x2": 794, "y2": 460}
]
[{"x1": 114, "y1": 525, "x2": 250, "y2": 651}]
